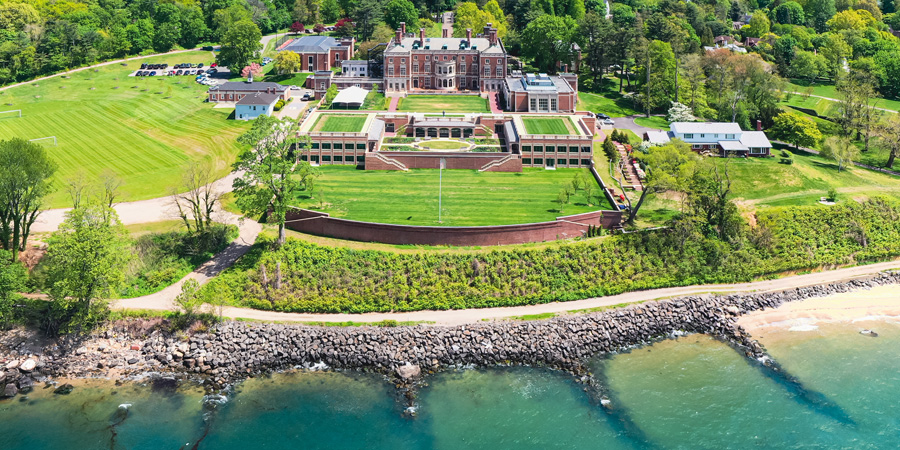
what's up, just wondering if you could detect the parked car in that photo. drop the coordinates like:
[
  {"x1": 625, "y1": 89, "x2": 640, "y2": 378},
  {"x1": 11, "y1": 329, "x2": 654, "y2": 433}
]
[
  {"x1": 301, "y1": 93, "x2": 311, "y2": 101},
  {"x1": 197, "y1": 63, "x2": 204, "y2": 68},
  {"x1": 206, "y1": 68, "x2": 217, "y2": 74},
  {"x1": 140, "y1": 63, "x2": 147, "y2": 69},
  {"x1": 602, "y1": 118, "x2": 615, "y2": 126},
  {"x1": 149, "y1": 71, "x2": 157, "y2": 76},
  {"x1": 596, "y1": 113, "x2": 610, "y2": 120},
  {"x1": 210, "y1": 63, "x2": 217, "y2": 68},
  {"x1": 201, "y1": 46, "x2": 214, "y2": 51}
]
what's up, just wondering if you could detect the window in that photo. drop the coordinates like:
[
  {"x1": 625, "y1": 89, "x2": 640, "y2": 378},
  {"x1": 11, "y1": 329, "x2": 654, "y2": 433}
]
[
  {"x1": 322, "y1": 143, "x2": 331, "y2": 149},
  {"x1": 569, "y1": 159, "x2": 578, "y2": 165},
  {"x1": 426, "y1": 56, "x2": 430, "y2": 60},
  {"x1": 569, "y1": 146, "x2": 578, "y2": 153},
  {"x1": 425, "y1": 78, "x2": 431, "y2": 87},
  {"x1": 581, "y1": 159, "x2": 592, "y2": 166},
  {"x1": 389, "y1": 58, "x2": 393, "y2": 63},
  {"x1": 522, "y1": 145, "x2": 531, "y2": 152},
  {"x1": 550, "y1": 99, "x2": 557, "y2": 111},
  {"x1": 684, "y1": 133, "x2": 694, "y2": 139},
  {"x1": 388, "y1": 67, "x2": 394, "y2": 76},
  {"x1": 538, "y1": 98, "x2": 548, "y2": 111},
  {"x1": 413, "y1": 64, "x2": 419, "y2": 73},
  {"x1": 301, "y1": 155, "x2": 308, "y2": 161},
  {"x1": 693, "y1": 144, "x2": 703, "y2": 149},
  {"x1": 443, "y1": 55, "x2": 448, "y2": 60},
  {"x1": 529, "y1": 98, "x2": 536, "y2": 111},
  {"x1": 557, "y1": 158, "x2": 566, "y2": 165},
  {"x1": 401, "y1": 58, "x2": 405, "y2": 63},
  {"x1": 496, "y1": 67, "x2": 502, "y2": 77},
  {"x1": 699, "y1": 134, "x2": 705, "y2": 138},
  {"x1": 522, "y1": 158, "x2": 531, "y2": 165},
  {"x1": 534, "y1": 145, "x2": 543, "y2": 152},
  {"x1": 725, "y1": 134, "x2": 735, "y2": 139},
  {"x1": 322, "y1": 155, "x2": 331, "y2": 162},
  {"x1": 334, "y1": 155, "x2": 343, "y2": 162},
  {"x1": 460, "y1": 64, "x2": 466, "y2": 73},
  {"x1": 334, "y1": 143, "x2": 343, "y2": 150},
  {"x1": 356, "y1": 143, "x2": 366, "y2": 149},
  {"x1": 356, "y1": 155, "x2": 365, "y2": 162},
  {"x1": 534, "y1": 158, "x2": 543, "y2": 165},
  {"x1": 311, "y1": 143, "x2": 320, "y2": 149},
  {"x1": 400, "y1": 67, "x2": 406, "y2": 75},
  {"x1": 484, "y1": 66, "x2": 490, "y2": 76},
  {"x1": 545, "y1": 145, "x2": 555, "y2": 152},
  {"x1": 581, "y1": 147, "x2": 590, "y2": 153}
]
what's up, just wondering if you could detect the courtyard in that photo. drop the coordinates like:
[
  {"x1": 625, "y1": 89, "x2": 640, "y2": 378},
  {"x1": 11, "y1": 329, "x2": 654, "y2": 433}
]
[{"x1": 396, "y1": 95, "x2": 490, "y2": 113}]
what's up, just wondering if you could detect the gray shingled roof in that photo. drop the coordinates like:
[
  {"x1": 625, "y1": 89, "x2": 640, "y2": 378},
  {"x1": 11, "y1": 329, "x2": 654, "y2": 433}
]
[
  {"x1": 210, "y1": 81, "x2": 288, "y2": 92},
  {"x1": 236, "y1": 92, "x2": 280, "y2": 106},
  {"x1": 280, "y1": 35, "x2": 340, "y2": 53}
]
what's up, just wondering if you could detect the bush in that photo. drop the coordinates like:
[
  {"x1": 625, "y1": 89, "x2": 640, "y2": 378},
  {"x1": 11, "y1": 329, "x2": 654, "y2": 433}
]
[
  {"x1": 274, "y1": 99, "x2": 286, "y2": 111},
  {"x1": 202, "y1": 198, "x2": 900, "y2": 314}
]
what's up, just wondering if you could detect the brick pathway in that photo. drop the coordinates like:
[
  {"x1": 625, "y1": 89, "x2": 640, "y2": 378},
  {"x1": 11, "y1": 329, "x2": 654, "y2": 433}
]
[
  {"x1": 488, "y1": 92, "x2": 502, "y2": 113},
  {"x1": 388, "y1": 96, "x2": 400, "y2": 112}
]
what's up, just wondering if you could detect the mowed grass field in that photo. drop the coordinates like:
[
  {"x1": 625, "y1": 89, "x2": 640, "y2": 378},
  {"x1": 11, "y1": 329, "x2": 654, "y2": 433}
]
[
  {"x1": 0, "y1": 51, "x2": 249, "y2": 207},
  {"x1": 313, "y1": 114, "x2": 368, "y2": 132},
  {"x1": 522, "y1": 117, "x2": 576, "y2": 135},
  {"x1": 397, "y1": 95, "x2": 489, "y2": 113},
  {"x1": 293, "y1": 166, "x2": 613, "y2": 226}
]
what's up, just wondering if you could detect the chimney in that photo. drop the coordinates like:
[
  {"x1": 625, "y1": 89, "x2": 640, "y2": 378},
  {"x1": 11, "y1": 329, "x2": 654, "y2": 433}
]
[
  {"x1": 756, "y1": 120, "x2": 762, "y2": 131},
  {"x1": 442, "y1": 28, "x2": 449, "y2": 38},
  {"x1": 400, "y1": 22, "x2": 406, "y2": 35},
  {"x1": 466, "y1": 28, "x2": 472, "y2": 46},
  {"x1": 395, "y1": 29, "x2": 402, "y2": 45},
  {"x1": 490, "y1": 29, "x2": 497, "y2": 46},
  {"x1": 484, "y1": 23, "x2": 492, "y2": 36},
  {"x1": 419, "y1": 28, "x2": 425, "y2": 44}
]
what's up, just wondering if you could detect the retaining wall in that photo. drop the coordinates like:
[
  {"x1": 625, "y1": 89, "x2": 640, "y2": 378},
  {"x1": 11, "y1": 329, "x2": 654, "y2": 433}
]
[
  {"x1": 284, "y1": 208, "x2": 622, "y2": 246},
  {"x1": 366, "y1": 151, "x2": 520, "y2": 171}
]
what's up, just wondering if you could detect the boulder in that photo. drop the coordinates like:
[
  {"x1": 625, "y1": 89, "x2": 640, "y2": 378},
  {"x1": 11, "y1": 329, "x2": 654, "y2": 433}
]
[
  {"x1": 53, "y1": 383, "x2": 75, "y2": 395},
  {"x1": 5, "y1": 360, "x2": 19, "y2": 370},
  {"x1": 17, "y1": 377, "x2": 34, "y2": 392},
  {"x1": 395, "y1": 363, "x2": 421, "y2": 381},
  {"x1": 19, "y1": 359, "x2": 36, "y2": 372},
  {"x1": 2, "y1": 383, "x2": 17, "y2": 398}
]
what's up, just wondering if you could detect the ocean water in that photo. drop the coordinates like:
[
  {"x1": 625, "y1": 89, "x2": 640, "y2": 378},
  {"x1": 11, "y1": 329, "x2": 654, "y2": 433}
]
[{"x1": 1, "y1": 321, "x2": 899, "y2": 449}]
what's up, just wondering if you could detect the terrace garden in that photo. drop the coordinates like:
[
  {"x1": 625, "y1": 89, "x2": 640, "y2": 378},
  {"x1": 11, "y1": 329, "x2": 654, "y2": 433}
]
[
  {"x1": 396, "y1": 95, "x2": 490, "y2": 113},
  {"x1": 293, "y1": 166, "x2": 613, "y2": 226},
  {"x1": 0, "y1": 50, "x2": 249, "y2": 208},
  {"x1": 521, "y1": 117, "x2": 578, "y2": 135},
  {"x1": 311, "y1": 114, "x2": 368, "y2": 133}
]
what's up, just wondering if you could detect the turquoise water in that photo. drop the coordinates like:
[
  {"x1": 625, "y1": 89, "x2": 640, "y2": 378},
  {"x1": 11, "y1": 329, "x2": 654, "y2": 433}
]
[{"x1": 1, "y1": 322, "x2": 899, "y2": 449}]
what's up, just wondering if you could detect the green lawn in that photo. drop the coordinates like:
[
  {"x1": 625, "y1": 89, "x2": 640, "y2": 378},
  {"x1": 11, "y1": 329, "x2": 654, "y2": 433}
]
[
  {"x1": 785, "y1": 79, "x2": 900, "y2": 113},
  {"x1": 0, "y1": 50, "x2": 249, "y2": 208},
  {"x1": 521, "y1": 117, "x2": 575, "y2": 135},
  {"x1": 633, "y1": 116, "x2": 669, "y2": 130},
  {"x1": 264, "y1": 72, "x2": 311, "y2": 87},
  {"x1": 577, "y1": 91, "x2": 640, "y2": 118},
  {"x1": 397, "y1": 95, "x2": 489, "y2": 113},
  {"x1": 293, "y1": 166, "x2": 613, "y2": 226},
  {"x1": 421, "y1": 140, "x2": 468, "y2": 149},
  {"x1": 313, "y1": 114, "x2": 367, "y2": 132}
]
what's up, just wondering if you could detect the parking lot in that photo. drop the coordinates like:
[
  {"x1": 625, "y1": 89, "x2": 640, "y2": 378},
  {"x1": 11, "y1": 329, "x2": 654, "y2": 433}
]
[{"x1": 129, "y1": 62, "x2": 230, "y2": 86}]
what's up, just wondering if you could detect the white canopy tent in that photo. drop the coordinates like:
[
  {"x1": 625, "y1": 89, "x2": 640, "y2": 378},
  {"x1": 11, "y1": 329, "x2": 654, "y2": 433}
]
[{"x1": 331, "y1": 86, "x2": 370, "y2": 109}]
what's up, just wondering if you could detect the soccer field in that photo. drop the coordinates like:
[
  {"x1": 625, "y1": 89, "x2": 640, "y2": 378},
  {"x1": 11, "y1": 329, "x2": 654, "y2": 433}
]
[
  {"x1": 0, "y1": 51, "x2": 249, "y2": 208},
  {"x1": 521, "y1": 117, "x2": 576, "y2": 135},
  {"x1": 293, "y1": 166, "x2": 613, "y2": 226},
  {"x1": 313, "y1": 114, "x2": 368, "y2": 132},
  {"x1": 397, "y1": 95, "x2": 490, "y2": 113}
]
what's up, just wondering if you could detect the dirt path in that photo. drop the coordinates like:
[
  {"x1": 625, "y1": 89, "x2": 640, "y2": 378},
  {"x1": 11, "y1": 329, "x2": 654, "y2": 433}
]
[{"x1": 138, "y1": 260, "x2": 900, "y2": 326}]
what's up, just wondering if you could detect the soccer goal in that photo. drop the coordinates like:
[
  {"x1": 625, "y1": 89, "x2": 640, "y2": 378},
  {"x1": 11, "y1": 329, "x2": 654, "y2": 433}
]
[
  {"x1": 0, "y1": 109, "x2": 22, "y2": 119},
  {"x1": 29, "y1": 136, "x2": 57, "y2": 146}
]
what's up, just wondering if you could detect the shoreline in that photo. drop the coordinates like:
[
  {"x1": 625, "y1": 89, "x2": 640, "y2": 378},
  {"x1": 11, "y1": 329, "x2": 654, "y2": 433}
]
[
  {"x1": 3, "y1": 272, "x2": 900, "y2": 401},
  {"x1": 737, "y1": 284, "x2": 900, "y2": 333}
]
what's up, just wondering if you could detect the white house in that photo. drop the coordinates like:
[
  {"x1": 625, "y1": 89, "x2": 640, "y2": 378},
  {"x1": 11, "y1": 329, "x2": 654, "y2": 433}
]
[
  {"x1": 644, "y1": 122, "x2": 772, "y2": 156},
  {"x1": 235, "y1": 92, "x2": 279, "y2": 121},
  {"x1": 341, "y1": 60, "x2": 368, "y2": 77}
]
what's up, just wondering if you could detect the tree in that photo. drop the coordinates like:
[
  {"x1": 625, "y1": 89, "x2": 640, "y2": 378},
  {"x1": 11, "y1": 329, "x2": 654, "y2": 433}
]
[
  {"x1": 821, "y1": 136, "x2": 859, "y2": 171},
  {"x1": 0, "y1": 250, "x2": 26, "y2": 329},
  {"x1": 383, "y1": 0, "x2": 418, "y2": 30},
  {"x1": 232, "y1": 116, "x2": 319, "y2": 246},
  {"x1": 837, "y1": 71, "x2": 878, "y2": 151},
  {"x1": 324, "y1": 83, "x2": 338, "y2": 105},
  {"x1": 274, "y1": 50, "x2": 302, "y2": 74},
  {"x1": 42, "y1": 205, "x2": 130, "y2": 336},
  {"x1": 171, "y1": 162, "x2": 223, "y2": 234},
  {"x1": 218, "y1": 19, "x2": 263, "y2": 75},
  {"x1": 522, "y1": 15, "x2": 577, "y2": 74},
  {"x1": 667, "y1": 102, "x2": 697, "y2": 122},
  {"x1": 241, "y1": 62, "x2": 264, "y2": 80},
  {"x1": 819, "y1": 33, "x2": 850, "y2": 80},
  {"x1": 454, "y1": 2, "x2": 506, "y2": 38},
  {"x1": 804, "y1": 0, "x2": 836, "y2": 32},
  {"x1": 175, "y1": 279, "x2": 203, "y2": 318},
  {"x1": 322, "y1": 0, "x2": 343, "y2": 23},
  {"x1": 639, "y1": 40, "x2": 676, "y2": 116},
  {"x1": 772, "y1": 2, "x2": 805, "y2": 25},
  {"x1": 578, "y1": 12, "x2": 613, "y2": 83},
  {"x1": 334, "y1": 17, "x2": 355, "y2": 37},
  {"x1": 686, "y1": 159, "x2": 742, "y2": 242},
  {"x1": 623, "y1": 140, "x2": 701, "y2": 223},
  {"x1": 876, "y1": 115, "x2": 900, "y2": 169},
  {"x1": 290, "y1": 21, "x2": 305, "y2": 33},
  {"x1": 603, "y1": 135, "x2": 618, "y2": 162},
  {"x1": 770, "y1": 111, "x2": 822, "y2": 150},
  {"x1": 0, "y1": 138, "x2": 57, "y2": 261},
  {"x1": 352, "y1": 0, "x2": 384, "y2": 42},
  {"x1": 789, "y1": 49, "x2": 826, "y2": 83},
  {"x1": 743, "y1": 11, "x2": 770, "y2": 38}
]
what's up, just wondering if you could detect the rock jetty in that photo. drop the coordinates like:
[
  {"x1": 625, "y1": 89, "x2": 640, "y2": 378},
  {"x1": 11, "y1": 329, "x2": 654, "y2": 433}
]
[{"x1": 2, "y1": 272, "x2": 899, "y2": 396}]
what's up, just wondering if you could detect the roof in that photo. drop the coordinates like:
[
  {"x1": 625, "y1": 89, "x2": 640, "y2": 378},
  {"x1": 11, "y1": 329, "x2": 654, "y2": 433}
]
[
  {"x1": 670, "y1": 122, "x2": 743, "y2": 135},
  {"x1": 211, "y1": 81, "x2": 287, "y2": 92},
  {"x1": 368, "y1": 119, "x2": 385, "y2": 140},
  {"x1": 718, "y1": 140, "x2": 748, "y2": 151},
  {"x1": 504, "y1": 74, "x2": 574, "y2": 94},
  {"x1": 385, "y1": 36, "x2": 503, "y2": 55},
  {"x1": 280, "y1": 35, "x2": 341, "y2": 53},
  {"x1": 332, "y1": 86, "x2": 369, "y2": 105},
  {"x1": 236, "y1": 92, "x2": 280, "y2": 106},
  {"x1": 739, "y1": 131, "x2": 772, "y2": 148},
  {"x1": 645, "y1": 130, "x2": 673, "y2": 145}
]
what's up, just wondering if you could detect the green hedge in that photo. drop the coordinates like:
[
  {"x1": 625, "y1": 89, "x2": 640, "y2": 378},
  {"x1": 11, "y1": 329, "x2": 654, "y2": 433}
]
[{"x1": 202, "y1": 199, "x2": 900, "y2": 313}]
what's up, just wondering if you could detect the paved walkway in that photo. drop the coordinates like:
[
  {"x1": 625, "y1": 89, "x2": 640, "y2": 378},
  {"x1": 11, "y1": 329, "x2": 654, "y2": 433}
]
[
  {"x1": 388, "y1": 96, "x2": 400, "y2": 112},
  {"x1": 159, "y1": 260, "x2": 900, "y2": 326},
  {"x1": 488, "y1": 92, "x2": 502, "y2": 113}
]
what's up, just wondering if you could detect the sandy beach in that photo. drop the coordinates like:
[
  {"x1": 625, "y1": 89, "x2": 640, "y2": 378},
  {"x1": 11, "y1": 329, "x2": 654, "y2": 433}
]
[{"x1": 737, "y1": 284, "x2": 900, "y2": 333}]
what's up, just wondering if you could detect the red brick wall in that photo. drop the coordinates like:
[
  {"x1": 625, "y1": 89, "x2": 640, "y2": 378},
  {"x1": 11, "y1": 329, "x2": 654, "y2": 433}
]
[
  {"x1": 284, "y1": 208, "x2": 623, "y2": 246},
  {"x1": 370, "y1": 152, "x2": 518, "y2": 171}
]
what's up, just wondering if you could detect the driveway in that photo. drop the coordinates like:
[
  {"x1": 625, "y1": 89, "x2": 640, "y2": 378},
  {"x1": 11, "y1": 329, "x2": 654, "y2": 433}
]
[{"x1": 611, "y1": 115, "x2": 658, "y2": 137}]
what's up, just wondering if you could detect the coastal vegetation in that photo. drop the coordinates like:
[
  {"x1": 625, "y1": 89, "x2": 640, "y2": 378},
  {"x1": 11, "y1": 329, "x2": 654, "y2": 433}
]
[{"x1": 202, "y1": 196, "x2": 900, "y2": 313}]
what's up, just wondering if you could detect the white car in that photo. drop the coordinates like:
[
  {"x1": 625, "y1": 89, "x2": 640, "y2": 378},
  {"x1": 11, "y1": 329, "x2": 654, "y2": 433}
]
[{"x1": 602, "y1": 118, "x2": 615, "y2": 126}]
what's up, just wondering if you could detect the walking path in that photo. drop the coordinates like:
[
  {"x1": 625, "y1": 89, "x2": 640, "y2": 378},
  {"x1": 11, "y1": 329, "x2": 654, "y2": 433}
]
[
  {"x1": 388, "y1": 96, "x2": 400, "y2": 112},
  {"x1": 784, "y1": 91, "x2": 898, "y2": 114},
  {"x1": 488, "y1": 92, "x2": 502, "y2": 113},
  {"x1": 170, "y1": 260, "x2": 900, "y2": 326},
  {"x1": 773, "y1": 140, "x2": 900, "y2": 177}
]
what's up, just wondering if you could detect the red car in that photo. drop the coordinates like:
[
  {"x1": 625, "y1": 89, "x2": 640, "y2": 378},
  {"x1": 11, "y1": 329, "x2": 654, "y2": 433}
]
[{"x1": 210, "y1": 63, "x2": 218, "y2": 68}]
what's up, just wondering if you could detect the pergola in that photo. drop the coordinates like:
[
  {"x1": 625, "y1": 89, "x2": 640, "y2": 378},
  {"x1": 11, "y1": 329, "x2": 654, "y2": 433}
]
[{"x1": 411, "y1": 119, "x2": 476, "y2": 138}]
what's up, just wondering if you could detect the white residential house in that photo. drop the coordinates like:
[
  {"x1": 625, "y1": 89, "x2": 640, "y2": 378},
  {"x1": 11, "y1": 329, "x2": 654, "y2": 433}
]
[
  {"x1": 644, "y1": 122, "x2": 772, "y2": 157},
  {"x1": 235, "y1": 92, "x2": 279, "y2": 121}
]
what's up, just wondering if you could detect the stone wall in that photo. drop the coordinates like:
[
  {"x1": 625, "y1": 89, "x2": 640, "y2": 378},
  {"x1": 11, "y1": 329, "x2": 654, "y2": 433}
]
[{"x1": 282, "y1": 208, "x2": 620, "y2": 246}]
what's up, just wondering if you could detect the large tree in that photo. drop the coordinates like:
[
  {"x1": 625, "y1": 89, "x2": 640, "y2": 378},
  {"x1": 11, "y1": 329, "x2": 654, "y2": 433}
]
[
  {"x1": 522, "y1": 15, "x2": 577, "y2": 74},
  {"x1": 217, "y1": 19, "x2": 263, "y2": 75},
  {"x1": 0, "y1": 138, "x2": 57, "y2": 261},
  {"x1": 770, "y1": 111, "x2": 822, "y2": 150},
  {"x1": 42, "y1": 205, "x2": 130, "y2": 336},
  {"x1": 622, "y1": 139, "x2": 701, "y2": 224},
  {"x1": 821, "y1": 136, "x2": 860, "y2": 172},
  {"x1": 232, "y1": 116, "x2": 319, "y2": 246},
  {"x1": 876, "y1": 115, "x2": 900, "y2": 169},
  {"x1": 639, "y1": 40, "x2": 676, "y2": 116},
  {"x1": 352, "y1": 0, "x2": 384, "y2": 42},
  {"x1": 383, "y1": 0, "x2": 418, "y2": 30}
]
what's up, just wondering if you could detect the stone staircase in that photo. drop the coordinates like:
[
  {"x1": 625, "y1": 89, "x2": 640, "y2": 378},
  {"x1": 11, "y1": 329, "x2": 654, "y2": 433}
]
[
  {"x1": 479, "y1": 153, "x2": 518, "y2": 172},
  {"x1": 369, "y1": 152, "x2": 409, "y2": 171},
  {"x1": 616, "y1": 143, "x2": 643, "y2": 191}
]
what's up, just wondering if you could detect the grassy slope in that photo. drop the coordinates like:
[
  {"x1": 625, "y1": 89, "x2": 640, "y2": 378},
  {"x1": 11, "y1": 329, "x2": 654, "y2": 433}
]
[
  {"x1": 633, "y1": 116, "x2": 669, "y2": 130},
  {"x1": 576, "y1": 75, "x2": 641, "y2": 117},
  {"x1": 785, "y1": 79, "x2": 900, "y2": 112},
  {"x1": 397, "y1": 95, "x2": 489, "y2": 113},
  {"x1": 0, "y1": 51, "x2": 249, "y2": 208},
  {"x1": 522, "y1": 117, "x2": 573, "y2": 135},
  {"x1": 294, "y1": 166, "x2": 613, "y2": 226},
  {"x1": 264, "y1": 72, "x2": 311, "y2": 86}
]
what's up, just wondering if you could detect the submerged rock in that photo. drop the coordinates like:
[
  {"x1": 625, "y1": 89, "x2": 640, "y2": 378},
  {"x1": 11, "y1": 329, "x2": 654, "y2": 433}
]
[
  {"x1": 860, "y1": 329, "x2": 879, "y2": 337},
  {"x1": 2, "y1": 383, "x2": 18, "y2": 398},
  {"x1": 53, "y1": 383, "x2": 75, "y2": 395}
]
